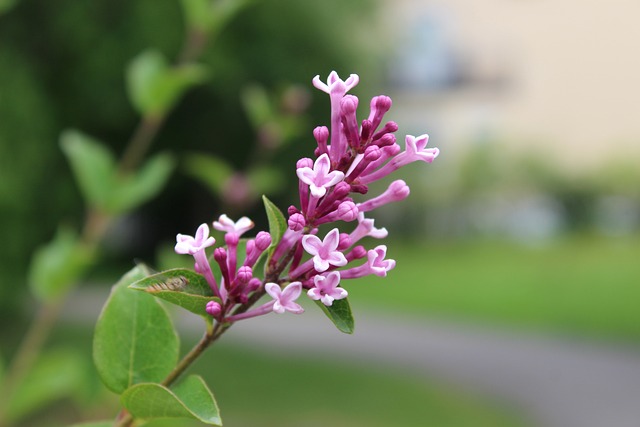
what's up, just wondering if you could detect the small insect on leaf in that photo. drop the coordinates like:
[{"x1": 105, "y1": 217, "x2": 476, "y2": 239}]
[
  {"x1": 129, "y1": 268, "x2": 220, "y2": 319},
  {"x1": 146, "y1": 275, "x2": 189, "y2": 293}
]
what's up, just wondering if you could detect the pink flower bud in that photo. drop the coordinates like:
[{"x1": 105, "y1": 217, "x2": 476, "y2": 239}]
[
  {"x1": 336, "y1": 200, "x2": 359, "y2": 222},
  {"x1": 288, "y1": 213, "x2": 306, "y2": 231},
  {"x1": 388, "y1": 179, "x2": 410, "y2": 201},
  {"x1": 372, "y1": 121, "x2": 399, "y2": 141},
  {"x1": 297, "y1": 157, "x2": 313, "y2": 169},
  {"x1": 338, "y1": 233, "x2": 352, "y2": 250},
  {"x1": 225, "y1": 232, "x2": 239, "y2": 246},
  {"x1": 341, "y1": 95, "x2": 359, "y2": 114},
  {"x1": 373, "y1": 133, "x2": 396, "y2": 148},
  {"x1": 254, "y1": 231, "x2": 272, "y2": 251},
  {"x1": 288, "y1": 205, "x2": 300, "y2": 215},
  {"x1": 236, "y1": 266, "x2": 253, "y2": 284},
  {"x1": 206, "y1": 301, "x2": 222, "y2": 317},
  {"x1": 214, "y1": 247, "x2": 227, "y2": 263},
  {"x1": 347, "y1": 245, "x2": 368, "y2": 261}
]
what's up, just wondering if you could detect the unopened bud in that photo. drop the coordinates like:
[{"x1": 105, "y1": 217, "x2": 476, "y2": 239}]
[
  {"x1": 255, "y1": 231, "x2": 272, "y2": 251},
  {"x1": 206, "y1": 301, "x2": 222, "y2": 317},
  {"x1": 288, "y1": 213, "x2": 306, "y2": 231}
]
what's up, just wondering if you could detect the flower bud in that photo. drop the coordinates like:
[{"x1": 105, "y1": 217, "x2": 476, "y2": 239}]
[
  {"x1": 288, "y1": 213, "x2": 306, "y2": 231},
  {"x1": 236, "y1": 266, "x2": 253, "y2": 284},
  {"x1": 297, "y1": 157, "x2": 314, "y2": 169},
  {"x1": 255, "y1": 231, "x2": 272, "y2": 251},
  {"x1": 338, "y1": 233, "x2": 352, "y2": 250},
  {"x1": 206, "y1": 301, "x2": 222, "y2": 317}
]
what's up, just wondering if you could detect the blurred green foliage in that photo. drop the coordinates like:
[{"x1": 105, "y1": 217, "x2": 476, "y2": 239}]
[{"x1": 0, "y1": 0, "x2": 380, "y2": 314}]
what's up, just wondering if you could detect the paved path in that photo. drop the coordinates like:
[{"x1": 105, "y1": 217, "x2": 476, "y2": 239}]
[
  {"x1": 219, "y1": 308, "x2": 640, "y2": 427},
  {"x1": 68, "y1": 290, "x2": 640, "y2": 427}
]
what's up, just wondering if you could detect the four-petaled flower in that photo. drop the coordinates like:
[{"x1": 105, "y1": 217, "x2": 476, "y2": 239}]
[
  {"x1": 302, "y1": 228, "x2": 348, "y2": 272},
  {"x1": 312, "y1": 71, "x2": 359, "y2": 96},
  {"x1": 296, "y1": 153, "x2": 345, "y2": 198},
  {"x1": 213, "y1": 214, "x2": 254, "y2": 236},
  {"x1": 366, "y1": 245, "x2": 396, "y2": 277},
  {"x1": 265, "y1": 282, "x2": 304, "y2": 314},
  {"x1": 397, "y1": 134, "x2": 439, "y2": 165},
  {"x1": 307, "y1": 271, "x2": 348, "y2": 306},
  {"x1": 175, "y1": 223, "x2": 216, "y2": 255}
]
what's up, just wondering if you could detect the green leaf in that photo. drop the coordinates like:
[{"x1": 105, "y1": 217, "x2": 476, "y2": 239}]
[
  {"x1": 67, "y1": 422, "x2": 113, "y2": 427},
  {"x1": 262, "y1": 195, "x2": 287, "y2": 259},
  {"x1": 241, "y1": 84, "x2": 272, "y2": 128},
  {"x1": 107, "y1": 152, "x2": 176, "y2": 214},
  {"x1": 180, "y1": 0, "x2": 214, "y2": 32},
  {"x1": 60, "y1": 129, "x2": 116, "y2": 209},
  {"x1": 183, "y1": 153, "x2": 234, "y2": 196},
  {"x1": 121, "y1": 375, "x2": 221, "y2": 425},
  {"x1": 28, "y1": 227, "x2": 95, "y2": 301},
  {"x1": 5, "y1": 348, "x2": 86, "y2": 424},
  {"x1": 129, "y1": 268, "x2": 219, "y2": 319},
  {"x1": 127, "y1": 50, "x2": 207, "y2": 117},
  {"x1": 315, "y1": 298, "x2": 355, "y2": 334},
  {"x1": 93, "y1": 265, "x2": 179, "y2": 394},
  {"x1": 0, "y1": 0, "x2": 18, "y2": 15}
]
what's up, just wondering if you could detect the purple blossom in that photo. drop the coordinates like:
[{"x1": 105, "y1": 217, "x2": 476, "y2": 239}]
[
  {"x1": 312, "y1": 71, "x2": 359, "y2": 95},
  {"x1": 302, "y1": 228, "x2": 348, "y2": 272},
  {"x1": 341, "y1": 245, "x2": 396, "y2": 279},
  {"x1": 307, "y1": 271, "x2": 348, "y2": 306},
  {"x1": 349, "y1": 212, "x2": 388, "y2": 244},
  {"x1": 213, "y1": 214, "x2": 254, "y2": 236},
  {"x1": 265, "y1": 282, "x2": 304, "y2": 314},
  {"x1": 175, "y1": 223, "x2": 215, "y2": 255},
  {"x1": 359, "y1": 134, "x2": 439, "y2": 184},
  {"x1": 356, "y1": 180, "x2": 410, "y2": 213},
  {"x1": 175, "y1": 223, "x2": 220, "y2": 298},
  {"x1": 296, "y1": 153, "x2": 345, "y2": 198},
  {"x1": 313, "y1": 71, "x2": 360, "y2": 163}
]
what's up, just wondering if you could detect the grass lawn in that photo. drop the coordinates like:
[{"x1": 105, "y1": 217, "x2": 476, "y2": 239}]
[
  {"x1": 347, "y1": 234, "x2": 640, "y2": 339},
  {"x1": 13, "y1": 331, "x2": 526, "y2": 427}
]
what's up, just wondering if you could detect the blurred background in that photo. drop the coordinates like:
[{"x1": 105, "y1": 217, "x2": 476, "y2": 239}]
[{"x1": 0, "y1": 0, "x2": 639, "y2": 426}]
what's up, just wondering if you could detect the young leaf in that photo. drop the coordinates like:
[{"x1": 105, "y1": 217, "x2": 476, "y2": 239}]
[
  {"x1": 127, "y1": 50, "x2": 207, "y2": 117},
  {"x1": 60, "y1": 129, "x2": 116, "y2": 209},
  {"x1": 93, "y1": 265, "x2": 179, "y2": 394},
  {"x1": 179, "y1": 0, "x2": 214, "y2": 33},
  {"x1": 129, "y1": 268, "x2": 220, "y2": 318},
  {"x1": 121, "y1": 375, "x2": 221, "y2": 425},
  {"x1": 314, "y1": 298, "x2": 355, "y2": 334},
  {"x1": 28, "y1": 227, "x2": 95, "y2": 302},
  {"x1": 67, "y1": 422, "x2": 113, "y2": 427},
  {"x1": 262, "y1": 195, "x2": 287, "y2": 258},
  {"x1": 107, "y1": 152, "x2": 176, "y2": 214},
  {"x1": 5, "y1": 348, "x2": 86, "y2": 425},
  {"x1": 183, "y1": 153, "x2": 234, "y2": 196}
]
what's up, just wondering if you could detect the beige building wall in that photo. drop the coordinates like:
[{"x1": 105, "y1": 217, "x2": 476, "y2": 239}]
[{"x1": 381, "y1": 0, "x2": 640, "y2": 171}]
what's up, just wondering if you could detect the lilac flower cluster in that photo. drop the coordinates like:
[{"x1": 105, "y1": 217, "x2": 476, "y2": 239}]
[{"x1": 175, "y1": 71, "x2": 438, "y2": 323}]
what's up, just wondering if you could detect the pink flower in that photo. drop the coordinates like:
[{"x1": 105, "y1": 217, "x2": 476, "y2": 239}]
[
  {"x1": 175, "y1": 223, "x2": 216, "y2": 255},
  {"x1": 213, "y1": 214, "x2": 254, "y2": 236},
  {"x1": 307, "y1": 271, "x2": 348, "y2": 306},
  {"x1": 366, "y1": 245, "x2": 396, "y2": 277},
  {"x1": 349, "y1": 212, "x2": 388, "y2": 244},
  {"x1": 296, "y1": 153, "x2": 345, "y2": 198},
  {"x1": 313, "y1": 72, "x2": 359, "y2": 163},
  {"x1": 265, "y1": 282, "x2": 304, "y2": 314},
  {"x1": 302, "y1": 228, "x2": 348, "y2": 272},
  {"x1": 359, "y1": 134, "x2": 439, "y2": 184},
  {"x1": 312, "y1": 71, "x2": 359, "y2": 95},
  {"x1": 340, "y1": 245, "x2": 396, "y2": 279}
]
